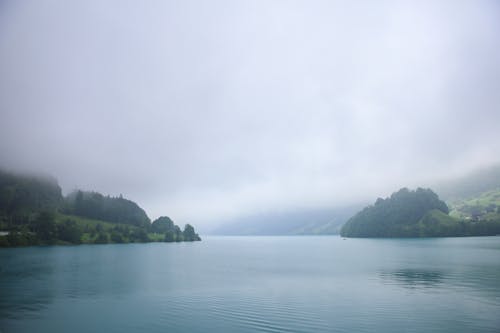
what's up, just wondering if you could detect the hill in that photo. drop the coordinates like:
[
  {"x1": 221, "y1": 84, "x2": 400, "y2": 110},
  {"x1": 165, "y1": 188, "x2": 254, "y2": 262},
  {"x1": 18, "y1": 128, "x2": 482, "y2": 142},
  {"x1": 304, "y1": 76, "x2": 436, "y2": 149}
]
[
  {"x1": 448, "y1": 189, "x2": 500, "y2": 222},
  {"x1": 63, "y1": 190, "x2": 150, "y2": 227},
  {"x1": 0, "y1": 169, "x2": 63, "y2": 227},
  {"x1": 0, "y1": 169, "x2": 200, "y2": 246},
  {"x1": 340, "y1": 188, "x2": 500, "y2": 238},
  {"x1": 434, "y1": 164, "x2": 500, "y2": 231},
  {"x1": 435, "y1": 164, "x2": 500, "y2": 201}
]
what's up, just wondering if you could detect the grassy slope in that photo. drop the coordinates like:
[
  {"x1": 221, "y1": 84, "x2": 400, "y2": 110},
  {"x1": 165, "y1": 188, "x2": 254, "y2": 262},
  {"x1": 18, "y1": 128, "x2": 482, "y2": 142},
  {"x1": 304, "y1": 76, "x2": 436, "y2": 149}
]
[
  {"x1": 55, "y1": 213, "x2": 164, "y2": 244},
  {"x1": 420, "y1": 209, "x2": 458, "y2": 224},
  {"x1": 448, "y1": 188, "x2": 500, "y2": 221},
  {"x1": 417, "y1": 209, "x2": 460, "y2": 230},
  {"x1": 412, "y1": 210, "x2": 467, "y2": 237},
  {"x1": 55, "y1": 213, "x2": 117, "y2": 228}
]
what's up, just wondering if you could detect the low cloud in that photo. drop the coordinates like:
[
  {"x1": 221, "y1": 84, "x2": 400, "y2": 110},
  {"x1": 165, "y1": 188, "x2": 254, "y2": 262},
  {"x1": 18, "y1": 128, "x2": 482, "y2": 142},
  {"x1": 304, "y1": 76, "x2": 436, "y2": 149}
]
[{"x1": 1, "y1": 0, "x2": 499, "y2": 228}]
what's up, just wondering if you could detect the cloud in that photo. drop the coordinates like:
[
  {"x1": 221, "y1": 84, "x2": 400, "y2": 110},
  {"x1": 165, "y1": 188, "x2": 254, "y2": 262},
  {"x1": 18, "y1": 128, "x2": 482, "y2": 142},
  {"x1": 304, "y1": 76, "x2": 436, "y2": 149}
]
[{"x1": 1, "y1": 0, "x2": 499, "y2": 227}]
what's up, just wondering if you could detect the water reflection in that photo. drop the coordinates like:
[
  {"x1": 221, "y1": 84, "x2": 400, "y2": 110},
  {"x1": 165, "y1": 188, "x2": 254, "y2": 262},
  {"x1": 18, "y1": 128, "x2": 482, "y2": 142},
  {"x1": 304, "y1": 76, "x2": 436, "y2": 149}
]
[{"x1": 379, "y1": 269, "x2": 445, "y2": 289}]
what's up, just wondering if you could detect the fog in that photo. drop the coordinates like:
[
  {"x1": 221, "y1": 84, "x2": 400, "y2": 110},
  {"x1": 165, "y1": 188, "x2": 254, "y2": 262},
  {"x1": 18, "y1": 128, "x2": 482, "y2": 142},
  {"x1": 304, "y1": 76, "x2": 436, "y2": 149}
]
[{"x1": 1, "y1": 0, "x2": 499, "y2": 230}]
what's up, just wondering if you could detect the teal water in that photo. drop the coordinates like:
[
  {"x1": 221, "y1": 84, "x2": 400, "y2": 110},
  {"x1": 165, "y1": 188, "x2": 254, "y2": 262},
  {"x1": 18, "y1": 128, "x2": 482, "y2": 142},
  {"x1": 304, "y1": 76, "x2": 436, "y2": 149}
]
[{"x1": 1, "y1": 236, "x2": 499, "y2": 332}]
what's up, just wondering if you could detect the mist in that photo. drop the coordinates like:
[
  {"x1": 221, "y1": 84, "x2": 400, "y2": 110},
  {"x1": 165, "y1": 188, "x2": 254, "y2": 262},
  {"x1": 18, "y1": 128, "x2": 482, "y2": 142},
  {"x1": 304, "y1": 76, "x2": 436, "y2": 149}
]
[{"x1": 1, "y1": 0, "x2": 499, "y2": 230}]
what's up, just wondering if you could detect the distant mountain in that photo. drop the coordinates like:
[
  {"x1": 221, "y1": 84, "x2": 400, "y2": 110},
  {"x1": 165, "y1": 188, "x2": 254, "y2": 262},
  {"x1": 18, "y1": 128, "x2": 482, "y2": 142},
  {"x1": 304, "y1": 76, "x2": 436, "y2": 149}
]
[
  {"x1": 434, "y1": 164, "x2": 500, "y2": 227},
  {"x1": 212, "y1": 164, "x2": 500, "y2": 236},
  {"x1": 434, "y1": 164, "x2": 500, "y2": 201},
  {"x1": 211, "y1": 205, "x2": 362, "y2": 235}
]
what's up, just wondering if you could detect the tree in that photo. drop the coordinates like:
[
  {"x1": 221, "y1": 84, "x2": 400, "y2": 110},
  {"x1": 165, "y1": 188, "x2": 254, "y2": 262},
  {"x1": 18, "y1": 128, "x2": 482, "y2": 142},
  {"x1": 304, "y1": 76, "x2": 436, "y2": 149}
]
[
  {"x1": 5, "y1": 230, "x2": 36, "y2": 246},
  {"x1": 183, "y1": 224, "x2": 201, "y2": 241},
  {"x1": 174, "y1": 225, "x2": 183, "y2": 242},
  {"x1": 130, "y1": 228, "x2": 149, "y2": 243},
  {"x1": 94, "y1": 232, "x2": 109, "y2": 244},
  {"x1": 110, "y1": 231, "x2": 124, "y2": 243},
  {"x1": 151, "y1": 216, "x2": 175, "y2": 233},
  {"x1": 64, "y1": 190, "x2": 151, "y2": 227},
  {"x1": 57, "y1": 219, "x2": 82, "y2": 244},
  {"x1": 164, "y1": 231, "x2": 175, "y2": 242},
  {"x1": 0, "y1": 169, "x2": 63, "y2": 221},
  {"x1": 33, "y1": 211, "x2": 58, "y2": 242}
]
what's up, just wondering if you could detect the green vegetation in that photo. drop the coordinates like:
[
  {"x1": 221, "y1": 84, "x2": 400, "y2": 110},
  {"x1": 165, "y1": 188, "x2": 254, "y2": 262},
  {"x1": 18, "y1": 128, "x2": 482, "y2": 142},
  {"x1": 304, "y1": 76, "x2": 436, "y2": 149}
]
[
  {"x1": 448, "y1": 188, "x2": 500, "y2": 221},
  {"x1": 63, "y1": 190, "x2": 150, "y2": 227},
  {"x1": 151, "y1": 216, "x2": 175, "y2": 233},
  {"x1": 0, "y1": 169, "x2": 62, "y2": 228},
  {"x1": 0, "y1": 169, "x2": 201, "y2": 247},
  {"x1": 340, "y1": 188, "x2": 500, "y2": 238}
]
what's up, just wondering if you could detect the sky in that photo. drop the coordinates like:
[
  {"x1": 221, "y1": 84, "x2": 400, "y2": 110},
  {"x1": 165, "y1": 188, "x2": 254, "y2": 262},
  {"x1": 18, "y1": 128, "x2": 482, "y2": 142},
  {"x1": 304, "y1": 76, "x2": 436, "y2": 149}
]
[{"x1": 1, "y1": 0, "x2": 499, "y2": 230}]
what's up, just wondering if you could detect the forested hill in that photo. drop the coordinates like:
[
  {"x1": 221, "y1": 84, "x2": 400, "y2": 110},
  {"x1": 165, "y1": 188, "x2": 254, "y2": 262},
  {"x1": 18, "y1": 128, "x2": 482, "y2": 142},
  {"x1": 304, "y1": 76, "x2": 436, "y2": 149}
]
[
  {"x1": 340, "y1": 188, "x2": 500, "y2": 238},
  {"x1": 63, "y1": 190, "x2": 150, "y2": 227},
  {"x1": 0, "y1": 169, "x2": 63, "y2": 219},
  {"x1": 0, "y1": 169, "x2": 201, "y2": 246}
]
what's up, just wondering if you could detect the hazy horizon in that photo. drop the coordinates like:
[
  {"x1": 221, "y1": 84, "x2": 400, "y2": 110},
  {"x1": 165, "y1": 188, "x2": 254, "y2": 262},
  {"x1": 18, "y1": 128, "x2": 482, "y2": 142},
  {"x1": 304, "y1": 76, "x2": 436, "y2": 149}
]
[{"x1": 1, "y1": 0, "x2": 499, "y2": 229}]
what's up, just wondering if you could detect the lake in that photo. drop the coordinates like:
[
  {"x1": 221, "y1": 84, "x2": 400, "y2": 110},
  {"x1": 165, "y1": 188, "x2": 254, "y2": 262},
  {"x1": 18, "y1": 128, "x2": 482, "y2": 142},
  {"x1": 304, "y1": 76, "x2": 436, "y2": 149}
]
[{"x1": 1, "y1": 236, "x2": 499, "y2": 332}]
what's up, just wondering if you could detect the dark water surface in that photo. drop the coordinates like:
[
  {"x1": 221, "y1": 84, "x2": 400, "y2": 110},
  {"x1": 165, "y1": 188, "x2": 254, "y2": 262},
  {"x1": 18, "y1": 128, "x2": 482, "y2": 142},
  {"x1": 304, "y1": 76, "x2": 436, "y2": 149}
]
[{"x1": 1, "y1": 236, "x2": 499, "y2": 332}]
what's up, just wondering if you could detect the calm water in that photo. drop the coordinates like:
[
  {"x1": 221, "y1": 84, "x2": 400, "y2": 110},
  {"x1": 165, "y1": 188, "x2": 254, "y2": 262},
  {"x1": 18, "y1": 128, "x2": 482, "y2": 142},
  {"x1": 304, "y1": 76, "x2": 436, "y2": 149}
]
[{"x1": 1, "y1": 236, "x2": 500, "y2": 333}]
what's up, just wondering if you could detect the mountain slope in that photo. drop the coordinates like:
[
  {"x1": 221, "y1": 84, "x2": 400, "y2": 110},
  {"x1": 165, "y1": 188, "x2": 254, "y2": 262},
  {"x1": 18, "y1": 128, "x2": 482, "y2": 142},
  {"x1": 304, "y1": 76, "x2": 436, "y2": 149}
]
[
  {"x1": 64, "y1": 190, "x2": 150, "y2": 227},
  {"x1": 341, "y1": 187, "x2": 500, "y2": 238},
  {"x1": 448, "y1": 189, "x2": 500, "y2": 221},
  {"x1": 211, "y1": 205, "x2": 362, "y2": 235},
  {"x1": 0, "y1": 169, "x2": 201, "y2": 246},
  {"x1": 0, "y1": 169, "x2": 62, "y2": 224},
  {"x1": 435, "y1": 164, "x2": 500, "y2": 201},
  {"x1": 340, "y1": 188, "x2": 450, "y2": 237},
  {"x1": 434, "y1": 163, "x2": 500, "y2": 223}
]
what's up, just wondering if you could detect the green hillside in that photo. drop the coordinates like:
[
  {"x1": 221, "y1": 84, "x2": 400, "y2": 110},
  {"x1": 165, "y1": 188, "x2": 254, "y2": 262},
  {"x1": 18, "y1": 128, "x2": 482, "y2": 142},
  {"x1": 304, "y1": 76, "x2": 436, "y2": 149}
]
[
  {"x1": 63, "y1": 190, "x2": 151, "y2": 227},
  {"x1": 341, "y1": 188, "x2": 500, "y2": 238},
  {"x1": 0, "y1": 169, "x2": 200, "y2": 247},
  {"x1": 448, "y1": 188, "x2": 500, "y2": 221},
  {"x1": 0, "y1": 169, "x2": 62, "y2": 227},
  {"x1": 341, "y1": 188, "x2": 448, "y2": 237}
]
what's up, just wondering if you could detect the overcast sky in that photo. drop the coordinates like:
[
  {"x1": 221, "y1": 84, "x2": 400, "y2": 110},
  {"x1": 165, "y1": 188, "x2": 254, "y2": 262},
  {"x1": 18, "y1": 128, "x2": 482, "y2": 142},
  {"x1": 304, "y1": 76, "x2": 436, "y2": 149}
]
[{"x1": 1, "y1": 0, "x2": 499, "y2": 229}]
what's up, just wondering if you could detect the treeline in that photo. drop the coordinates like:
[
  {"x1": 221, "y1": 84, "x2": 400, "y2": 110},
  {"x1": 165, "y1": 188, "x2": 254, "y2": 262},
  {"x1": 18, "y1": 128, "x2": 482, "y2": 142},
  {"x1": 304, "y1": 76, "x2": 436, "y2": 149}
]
[
  {"x1": 340, "y1": 188, "x2": 500, "y2": 238},
  {"x1": 151, "y1": 216, "x2": 200, "y2": 242},
  {"x1": 63, "y1": 190, "x2": 150, "y2": 227},
  {"x1": 0, "y1": 169, "x2": 62, "y2": 227},
  {"x1": 0, "y1": 169, "x2": 201, "y2": 247},
  {"x1": 1, "y1": 212, "x2": 84, "y2": 247},
  {"x1": 0, "y1": 213, "x2": 200, "y2": 247}
]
